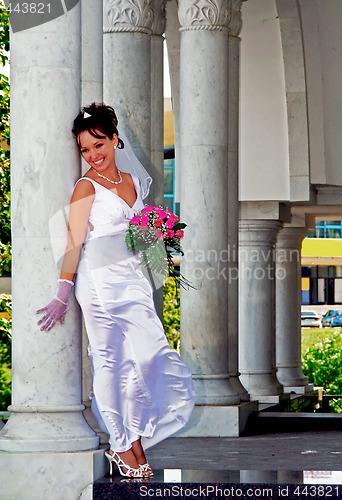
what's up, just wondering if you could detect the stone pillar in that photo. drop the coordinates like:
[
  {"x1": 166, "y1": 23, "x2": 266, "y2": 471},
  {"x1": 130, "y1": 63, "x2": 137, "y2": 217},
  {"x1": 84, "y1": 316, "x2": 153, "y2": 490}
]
[
  {"x1": 239, "y1": 202, "x2": 290, "y2": 402},
  {"x1": 178, "y1": 0, "x2": 240, "y2": 409},
  {"x1": 103, "y1": 0, "x2": 152, "y2": 183},
  {"x1": 149, "y1": 0, "x2": 166, "y2": 321},
  {"x1": 276, "y1": 216, "x2": 313, "y2": 393},
  {"x1": 81, "y1": 0, "x2": 103, "y2": 107},
  {"x1": 80, "y1": 0, "x2": 108, "y2": 445},
  {"x1": 0, "y1": 3, "x2": 98, "y2": 454},
  {"x1": 165, "y1": 0, "x2": 181, "y2": 204},
  {"x1": 227, "y1": 0, "x2": 250, "y2": 402},
  {"x1": 150, "y1": 0, "x2": 166, "y2": 207}
]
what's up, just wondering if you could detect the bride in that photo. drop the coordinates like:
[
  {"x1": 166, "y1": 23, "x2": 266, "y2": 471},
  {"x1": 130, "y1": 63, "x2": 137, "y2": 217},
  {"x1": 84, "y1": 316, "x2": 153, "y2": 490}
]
[{"x1": 36, "y1": 103, "x2": 195, "y2": 478}]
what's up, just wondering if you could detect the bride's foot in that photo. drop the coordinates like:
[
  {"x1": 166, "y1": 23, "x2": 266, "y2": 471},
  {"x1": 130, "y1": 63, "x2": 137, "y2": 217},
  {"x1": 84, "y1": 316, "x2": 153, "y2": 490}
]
[
  {"x1": 106, "y1": 448, "x2": 141, "y2": 477},
  {"x1": 132, "y1": 438, "x2": 153, "y2": 476}
]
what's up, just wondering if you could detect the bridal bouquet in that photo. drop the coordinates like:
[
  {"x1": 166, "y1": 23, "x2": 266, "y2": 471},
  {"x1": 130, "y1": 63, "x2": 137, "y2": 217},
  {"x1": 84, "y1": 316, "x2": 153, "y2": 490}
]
[{"x1": 125, "y1": 205, "x2": 191, "y2": 288}]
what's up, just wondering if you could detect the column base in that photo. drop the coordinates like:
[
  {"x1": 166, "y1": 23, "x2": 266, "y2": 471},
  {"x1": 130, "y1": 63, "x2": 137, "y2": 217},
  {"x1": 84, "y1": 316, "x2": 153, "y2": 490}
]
[
  {"x1": 83, "y1": 401, "x2": 109, "y2": 445},
  {"x1": 239, "y1": 372, "x2": 283, "y2": 399},
  {"x1": 276, "y1": 366, "x2": 308, "y2": 388},
  {"x1": 192, "y1": 374, "x2": 241, "y2": 405},
  {"x1": 229, "y1": 375, "x2": 250, "y2": 402},
  {"x1": 173, "y1": 402, "x2": 258, "y2": 438},
  {"x1": 0, "y1": 448, "x2": 106, "y2": 500},
  {"x1": 283, "y1": 384, "x2": 314, "y2": 395},
  {"x1": 0, "y1": 405, "x2": 99, "y2": 452}
]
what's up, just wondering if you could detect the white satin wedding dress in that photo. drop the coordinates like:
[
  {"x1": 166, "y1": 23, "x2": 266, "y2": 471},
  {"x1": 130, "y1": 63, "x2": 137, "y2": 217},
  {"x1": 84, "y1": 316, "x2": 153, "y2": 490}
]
[{"x1": 74, "y1": 173, "x2": 195, "y2": 453}]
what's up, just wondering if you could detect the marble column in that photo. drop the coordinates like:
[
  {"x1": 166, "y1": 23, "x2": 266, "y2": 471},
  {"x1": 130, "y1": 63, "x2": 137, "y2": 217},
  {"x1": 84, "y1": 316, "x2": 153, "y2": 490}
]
[
  {"x1": 239, "y1": 204, "x2": 287, "y2": 401},
  {"x1": 227, "y1": 0, "x2": 250, "y2": 402},
  {"x1": 150, "y1": 0, "x2": 166, "y2": 321},
  {"x1": 0, "y1": 2, "x2": 98, "y2": 454},
  {"x1": 81, "y1": 0, "x2": 108, "y2": 445},
  {"x1": 276, "y1": 216, "x2": 312, "y2": 392},
  {"x1": 81, "y1": 0, "x2": 103, "y2": 107},
  {"x1": 103, "y1": 0, "x2": 152, "y2": 184},
  {"x1": 178, "y1": 0, "x2": 240, "y2": 408},
  {"x1": 165, "y1": 0, "x2": 181, "y2": 204},
  {"x1": 150, "y1": 0, "x2": 166, "y2": 208}
]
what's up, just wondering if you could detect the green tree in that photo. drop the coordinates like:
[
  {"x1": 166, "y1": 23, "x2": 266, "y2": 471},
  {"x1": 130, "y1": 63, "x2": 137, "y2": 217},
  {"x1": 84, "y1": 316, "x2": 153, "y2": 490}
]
[
  {"x1": 0, "y1": 4, "x2": 11, "y2": 411},
  {"x1": 163, "y1": 277, "x2": 180, "y2": 352},
  {"x1": 0, "y1": 293, "x2": 11, "y2": 409},
  {"x1": 0, "y1": 3, "x2": 10, "y2": 276},
  {"x1": 302, "y1": 331, "x2": 342, "y2": 411}
]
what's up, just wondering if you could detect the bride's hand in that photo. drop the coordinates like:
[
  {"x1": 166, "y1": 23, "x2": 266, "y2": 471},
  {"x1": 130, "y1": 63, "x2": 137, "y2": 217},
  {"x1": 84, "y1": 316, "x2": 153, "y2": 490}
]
[
  {"x1": 36, "y1": 298, "x2": 67, "y2": 331},
  {"x1": 36, "y1": 279, "x2": 74, "y2": 331}
]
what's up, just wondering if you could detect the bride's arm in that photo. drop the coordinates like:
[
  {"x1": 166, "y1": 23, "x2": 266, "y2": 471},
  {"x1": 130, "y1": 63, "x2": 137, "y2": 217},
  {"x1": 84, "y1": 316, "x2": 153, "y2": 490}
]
[
  {"x1": 60, "y1": 179, "x2": 95, "y2": 281},
  {"x1": 36, "y1": 180, "x2": 95, "y2": 331}
]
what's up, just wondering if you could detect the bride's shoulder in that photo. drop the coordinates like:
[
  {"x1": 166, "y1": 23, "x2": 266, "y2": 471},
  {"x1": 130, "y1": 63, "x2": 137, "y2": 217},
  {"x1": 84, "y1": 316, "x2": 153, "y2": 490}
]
[{"x1": 72, "y1": 176, "x2": 96, "y2": 202}]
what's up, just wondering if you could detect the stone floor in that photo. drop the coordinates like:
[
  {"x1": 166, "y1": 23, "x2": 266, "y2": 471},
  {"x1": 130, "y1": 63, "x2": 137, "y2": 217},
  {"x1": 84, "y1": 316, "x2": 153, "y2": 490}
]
[
  {"x1": 93, "y1": 433, "x2": 342, "y2": 498},
  {"x1": 145, "y1": 432, "x2": 342, "y2": 471}
]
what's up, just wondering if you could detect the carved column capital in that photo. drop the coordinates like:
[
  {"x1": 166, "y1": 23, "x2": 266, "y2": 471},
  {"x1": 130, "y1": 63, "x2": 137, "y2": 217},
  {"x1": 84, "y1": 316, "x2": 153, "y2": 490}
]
[
  {"x1": 151, "y1": 0, "x2": 167, "y2": 36},
  {"x1": 228, "y1": 0, "x2": 242, "y2": 37},
  {"x1": 104, "y1": 0, "x2": 154, "y2": 34},
  {"x1": 178, "y1": 0, "x2": 230, "y2": 32}
]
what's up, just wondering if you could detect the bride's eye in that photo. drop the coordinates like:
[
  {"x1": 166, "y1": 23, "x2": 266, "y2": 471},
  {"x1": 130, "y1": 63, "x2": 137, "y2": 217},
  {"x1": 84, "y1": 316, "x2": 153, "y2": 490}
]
[{"x1": 96, "y1": 143, "x2": 103, "y2": 148}]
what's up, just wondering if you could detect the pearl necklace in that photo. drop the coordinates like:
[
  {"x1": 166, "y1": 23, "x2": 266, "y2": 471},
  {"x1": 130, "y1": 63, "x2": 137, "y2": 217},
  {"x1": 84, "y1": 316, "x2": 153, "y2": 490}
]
[{"x1": 90, "y1": 166, "x2": 123, "y2": 184}]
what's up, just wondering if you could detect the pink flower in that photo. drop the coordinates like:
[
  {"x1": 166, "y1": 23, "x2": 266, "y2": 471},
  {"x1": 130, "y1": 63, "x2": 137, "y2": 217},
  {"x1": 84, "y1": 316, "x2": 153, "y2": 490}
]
[
  {"x1": 130, "y1": 215, "x2": 140, "y2": 225},
  {"x1": 140, "y1": 215, "x2": 149, "y2": 225},
  {"x1": 154, "y1": 218, "x2": 163, "y2": 227},
  {"x1": 140, "y1": 224, "x2": 148, "y2": 231},
  {"x1": 165, "y1": 219, "x2": 174, "y2": 229},
  {"x1": 142, "y1": 205, "x2": 154, "y2": 215},
  {"x1": 155, "y1": 229, "x2": 164, "y2": 239},
  {"x1": 165, "y1": 229, "x2": 175, "y2": 238},
  {"x1": 176, "y1": 230, "x2": 184, "y2": 238},
  {"x1": 159, "y1": 210, "x2": 167, "y2": 219}
]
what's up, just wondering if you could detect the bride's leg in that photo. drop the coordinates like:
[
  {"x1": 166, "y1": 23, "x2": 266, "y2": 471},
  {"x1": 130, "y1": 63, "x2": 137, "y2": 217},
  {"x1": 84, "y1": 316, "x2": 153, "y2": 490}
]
[
  {"x1": 131, "y1": 437, "x2": 146, "y2": 464},
  {"x1": 132, "y1": 437, "x2": 153, "y2": 476}
]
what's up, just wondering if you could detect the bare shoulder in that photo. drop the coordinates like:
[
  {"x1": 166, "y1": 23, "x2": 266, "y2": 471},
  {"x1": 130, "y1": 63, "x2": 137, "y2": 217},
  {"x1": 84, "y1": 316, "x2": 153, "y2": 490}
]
[
  {"x1": 71, "y1": 177, "x2": 95, "y2": 203},
  {"x1": 121, "y1": 171, "x2": 134, "y2": 185}
]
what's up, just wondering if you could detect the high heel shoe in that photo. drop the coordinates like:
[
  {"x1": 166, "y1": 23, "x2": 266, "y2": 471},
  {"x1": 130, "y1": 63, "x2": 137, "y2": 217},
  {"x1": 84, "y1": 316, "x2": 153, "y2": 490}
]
[
  {"x1": 138, "y1": 462, "x2": 153, "y2": 476},
  {"x1": 105, "y1": 451, "x2": 144, "y2": 478}
]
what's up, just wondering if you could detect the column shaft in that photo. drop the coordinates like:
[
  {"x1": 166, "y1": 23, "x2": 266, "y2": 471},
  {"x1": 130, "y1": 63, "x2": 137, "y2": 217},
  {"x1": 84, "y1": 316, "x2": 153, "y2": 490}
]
[
  {"x1": 150, "y1": 0, "x2": 166, "y2": 207},
  {"x1": 239, "y1": 219, "x2": 284, "y2": 399},
  {"x1": 179, "y1": 0, "x2": 239, "y2": 405},
  {"x1": 276, "y1": 225, "x2": 309, "y2": 388},
  {"x1": 103, "y1": 0, "x2": 153, "y2": 181},
  {"x1": 228, "y1": 3, "x2": 250, "y2": 401},
  {"x1": 0, "y1": 5, "x2": 99, "y2": 452}
]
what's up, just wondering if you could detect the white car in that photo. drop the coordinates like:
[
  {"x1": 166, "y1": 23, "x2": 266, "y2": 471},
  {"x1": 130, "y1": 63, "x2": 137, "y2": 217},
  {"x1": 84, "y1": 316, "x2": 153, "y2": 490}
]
[{"x1": 301, "y1": 311, "x2": 321, "y2": 328}]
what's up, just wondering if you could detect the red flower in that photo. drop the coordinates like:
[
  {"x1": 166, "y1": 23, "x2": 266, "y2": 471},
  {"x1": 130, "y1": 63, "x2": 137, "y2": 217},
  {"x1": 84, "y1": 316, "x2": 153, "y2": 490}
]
[
  {"x1": 176, "y1": 230, "x2": 184, "y2": 238},
  {"x1": 154, "y1": 218, "x2": 163, "y2": 227}
]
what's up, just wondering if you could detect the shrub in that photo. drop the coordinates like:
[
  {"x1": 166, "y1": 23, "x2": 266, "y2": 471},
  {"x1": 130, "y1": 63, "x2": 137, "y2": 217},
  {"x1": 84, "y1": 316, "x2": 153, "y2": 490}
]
[
  {"x1": 302, "y1": 331, "x2": 342, "y2": 411},
  {"x1": 163, "y1": 277, "x2": 180, "y2": 352},
  {"x1": 0, "y1": 293, "x2": 11, "y2": 410}
]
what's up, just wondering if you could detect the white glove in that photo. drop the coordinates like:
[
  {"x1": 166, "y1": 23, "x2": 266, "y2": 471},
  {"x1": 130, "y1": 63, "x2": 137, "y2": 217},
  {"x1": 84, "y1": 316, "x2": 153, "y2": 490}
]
[{"x1": 36, "y1": 279, "x2": 74, "y2": 331}]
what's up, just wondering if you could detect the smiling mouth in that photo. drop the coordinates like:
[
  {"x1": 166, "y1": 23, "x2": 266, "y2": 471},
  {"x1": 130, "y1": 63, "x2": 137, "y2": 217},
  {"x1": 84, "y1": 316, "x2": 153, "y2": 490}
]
[{"x1": 94, "y1": 158, "x2": 105, "y2": 166}]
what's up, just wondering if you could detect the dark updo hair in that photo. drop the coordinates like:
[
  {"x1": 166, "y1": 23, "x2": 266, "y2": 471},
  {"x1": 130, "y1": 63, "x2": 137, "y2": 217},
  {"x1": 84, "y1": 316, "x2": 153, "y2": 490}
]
[{"x1": 72, "y1": 102, "x2": 124, "y2": 150}]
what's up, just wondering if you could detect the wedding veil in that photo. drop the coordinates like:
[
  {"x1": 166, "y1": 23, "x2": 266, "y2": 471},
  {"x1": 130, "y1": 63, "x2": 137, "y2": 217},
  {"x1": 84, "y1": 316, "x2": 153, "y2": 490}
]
[{"x1": 115, "y1": 128, "x2": 152, "y2": 200}]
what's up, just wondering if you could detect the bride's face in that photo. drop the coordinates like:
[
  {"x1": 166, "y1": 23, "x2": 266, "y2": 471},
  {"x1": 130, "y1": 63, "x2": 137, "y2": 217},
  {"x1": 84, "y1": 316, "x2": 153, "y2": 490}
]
[{"x1": 78, "y1": 129, "x2": 118, "y2": 172}]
